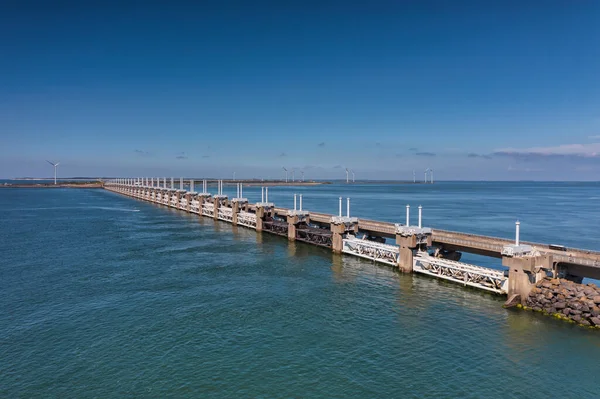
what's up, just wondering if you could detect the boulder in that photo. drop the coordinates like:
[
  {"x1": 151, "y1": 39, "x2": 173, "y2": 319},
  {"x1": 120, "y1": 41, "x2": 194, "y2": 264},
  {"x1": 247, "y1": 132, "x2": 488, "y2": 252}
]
[
  {"x1": 518, "y1": 279, "x2": 600, "y2": 327},
  {"x1": 526, "y1": 299, "x2": 535, "y2": 307},
  {"x1": 581, "y1": 305, "x2": 590, "y2": 313}
]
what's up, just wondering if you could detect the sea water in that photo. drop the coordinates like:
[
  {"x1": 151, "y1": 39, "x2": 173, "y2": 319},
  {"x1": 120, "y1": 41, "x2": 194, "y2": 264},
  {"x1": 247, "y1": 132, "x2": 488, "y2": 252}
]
[{"x1": 1, "y1": 183, "x2": 599, "y2": 398}]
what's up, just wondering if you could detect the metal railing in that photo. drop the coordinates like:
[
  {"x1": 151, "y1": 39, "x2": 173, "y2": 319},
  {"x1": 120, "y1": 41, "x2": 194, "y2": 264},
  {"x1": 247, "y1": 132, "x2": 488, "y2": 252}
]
[
  {"x1": 237, "y1": 211, "x2": 257, "y2": 229},
  {"x1": 342, "y1": 237, "x2": 399, "y2": 266},
  {"x1": 414, "y1": 253, "x2": 508, "y2": 294},
  {"x1": 202, "y1": 203, "x2": 214, "y2": 217},
  {"x1": 218, "y1": 207, "x2": 233, "y2": 222}
]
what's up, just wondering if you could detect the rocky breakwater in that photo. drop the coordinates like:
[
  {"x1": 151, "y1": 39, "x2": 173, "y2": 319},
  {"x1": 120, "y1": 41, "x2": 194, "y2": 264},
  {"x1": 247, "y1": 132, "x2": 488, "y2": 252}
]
[{"x1": 523, "y1": 277, "x2": 600, "y2": 328}]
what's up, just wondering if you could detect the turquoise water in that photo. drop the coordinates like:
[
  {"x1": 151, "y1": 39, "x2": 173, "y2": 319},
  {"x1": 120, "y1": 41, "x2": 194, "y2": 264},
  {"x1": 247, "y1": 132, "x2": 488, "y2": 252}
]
[{"x1": 1, "y1": 183, "x2": 600, "y2": 398}]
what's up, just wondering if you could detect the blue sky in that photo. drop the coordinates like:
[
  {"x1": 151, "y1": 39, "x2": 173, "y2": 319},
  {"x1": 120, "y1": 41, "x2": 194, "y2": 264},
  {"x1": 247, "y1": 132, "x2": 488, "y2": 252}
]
[{"x1": 1, "y1": 1, "x2": 599, "y2": 180}]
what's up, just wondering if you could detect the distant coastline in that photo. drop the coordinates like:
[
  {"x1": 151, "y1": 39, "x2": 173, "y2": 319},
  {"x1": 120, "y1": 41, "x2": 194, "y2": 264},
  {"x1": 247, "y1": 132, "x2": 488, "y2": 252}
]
[
  {"x1": 3, "y1": 178, "x2": 435, "y2": 188},
  {"x1": 1, "y1": 180, "x2": 330, "y2": 189},
  {"x1": 1, "y1": 182, "x2": 103, "y2": 188}
]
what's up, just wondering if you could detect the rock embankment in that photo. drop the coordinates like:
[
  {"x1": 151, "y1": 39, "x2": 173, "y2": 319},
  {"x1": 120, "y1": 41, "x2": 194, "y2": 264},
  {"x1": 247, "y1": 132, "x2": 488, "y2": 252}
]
[{"x1": 524, "y1": 277, "x2": 600, "y2": 328}]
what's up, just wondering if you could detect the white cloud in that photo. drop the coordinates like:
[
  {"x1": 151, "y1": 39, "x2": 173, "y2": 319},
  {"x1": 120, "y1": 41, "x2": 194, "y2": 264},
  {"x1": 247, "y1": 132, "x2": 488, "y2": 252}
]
[
  {"x1": 495, "y1": 143, "x2": 600, "y2": 158},
  {"x1": 507, "y1": 165, "x2": 544, "y2": 172}
]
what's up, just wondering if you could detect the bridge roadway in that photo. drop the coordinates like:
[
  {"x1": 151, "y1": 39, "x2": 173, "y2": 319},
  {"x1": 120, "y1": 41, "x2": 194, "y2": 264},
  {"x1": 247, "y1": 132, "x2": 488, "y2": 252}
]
[{"x1": 282, "y1": 209, "x2": 600, "y2": 272}]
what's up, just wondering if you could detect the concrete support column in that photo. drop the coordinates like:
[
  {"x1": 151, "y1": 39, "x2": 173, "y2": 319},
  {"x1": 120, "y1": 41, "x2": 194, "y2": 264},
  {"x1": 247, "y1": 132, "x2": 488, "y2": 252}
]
[
  {"x1": 185, "y1": 193, "x2": 191, "y2": 212},
  {"x1": 502, "y1": 254, "x2": 552, "y2": 303},
  {"x1": 213, "y1": 198, "x2": 219, "y2": 220},
  {"x1": 331, "y1": 226, "x2": 344, "y2": 253},
  {"x1": 287, "y1": 215, "x2": 298, "y2": 241},
  {"x1": 255, "y1": 206, "x2": 265, "y2": 232},
  {"x1": 175, "y1": 191, "x2": 180, "y2": 208},
  {"x1": 396, "y1": 235, "x2": 418, "y2": 273},
  {"x1": 232, "y1": 202, "x2": 239, "y2": 224},
  {"x1": 399, "y1": 247, "x2": 414, "y2": 273},
  {"x1": 330, "y1": 223, "x2": 357, "y2": 253}
]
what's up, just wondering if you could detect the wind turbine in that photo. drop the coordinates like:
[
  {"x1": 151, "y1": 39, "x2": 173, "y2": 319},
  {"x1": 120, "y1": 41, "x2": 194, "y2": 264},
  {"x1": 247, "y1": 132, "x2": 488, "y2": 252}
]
[
  {"x1": 282, "y1": 167, "x2": 288, "y2": 183},
  {"x1": 413, "y1": 169, "x2": 416, "y2": 183},
  {"x1": 430, "y1": 168, "x2": 434, "y2": 184},
  {"x1": 301, "y1": 170, "x2": 304, "y2": 182},
  {"x1": 424, "y1": 168, "x2": 429, "y2": 183},
  {"x1": 345, "y1": 168, "x2": 349, "y2": 183},
  {"x1": 351, "y1": 170, "x2": 355, "y2": 183},
  {"x1": 292, "y1": 168, "x2": 295, "y2": 182},
  {"x1": 46, "y1": 160, "x2": 60, "y2": 185}
]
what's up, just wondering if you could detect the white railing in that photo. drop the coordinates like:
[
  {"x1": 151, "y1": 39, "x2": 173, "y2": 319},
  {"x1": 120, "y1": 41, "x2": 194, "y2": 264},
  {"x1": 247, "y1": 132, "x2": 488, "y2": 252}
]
[
  {"x1": 202, "y1": 203, "x2": 214, "y2": 217},
  {"x1": 237, "y1": 211, "x2": 257, "y2": 229},
  {"x1": 218, "y1": 207, "x2": 233, "y2": 222},
  {"x1": 342, "y1": 237, "x2": 399, "y2": 266},
  {"x1": 414, "y1": 253, "x2": 508, "y2": 294}
]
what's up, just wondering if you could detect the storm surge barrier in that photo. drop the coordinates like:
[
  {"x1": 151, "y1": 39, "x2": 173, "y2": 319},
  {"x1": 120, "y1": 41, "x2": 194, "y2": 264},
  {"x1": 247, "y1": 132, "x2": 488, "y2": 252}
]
[{"x1": 105, "y1": 178, "x2": 600, "y2": 303}]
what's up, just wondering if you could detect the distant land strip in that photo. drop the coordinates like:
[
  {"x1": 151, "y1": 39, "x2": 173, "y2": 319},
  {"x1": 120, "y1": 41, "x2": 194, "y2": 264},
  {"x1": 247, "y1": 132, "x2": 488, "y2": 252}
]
[{"x1": 1, "y1": 182, "x2": 104, "y2": 188}]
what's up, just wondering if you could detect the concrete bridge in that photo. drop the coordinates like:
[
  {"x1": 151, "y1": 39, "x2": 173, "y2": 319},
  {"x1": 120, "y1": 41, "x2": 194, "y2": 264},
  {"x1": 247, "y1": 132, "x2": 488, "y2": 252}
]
[{"x1": 105, "y1": 178, "x2": 600, "y2": 304}]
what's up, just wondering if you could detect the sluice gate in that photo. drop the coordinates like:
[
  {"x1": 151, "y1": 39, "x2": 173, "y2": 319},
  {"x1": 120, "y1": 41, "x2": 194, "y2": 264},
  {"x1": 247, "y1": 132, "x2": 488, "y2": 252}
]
[
  {"x1": 413, "y1": 253, "x2": 508, "y2": 294},
  {"x1": 342, "y1": 236, "x2": 507, "y2": 293}
]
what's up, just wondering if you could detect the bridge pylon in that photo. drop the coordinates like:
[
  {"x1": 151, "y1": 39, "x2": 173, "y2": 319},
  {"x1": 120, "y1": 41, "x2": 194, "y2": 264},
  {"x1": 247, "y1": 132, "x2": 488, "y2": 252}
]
[
  {"x1": 330, "y1": 197, "x2": 358, "y2": 253},
  {"x1": 395, "y1": 205, "x2": 432, "y2": 272}
]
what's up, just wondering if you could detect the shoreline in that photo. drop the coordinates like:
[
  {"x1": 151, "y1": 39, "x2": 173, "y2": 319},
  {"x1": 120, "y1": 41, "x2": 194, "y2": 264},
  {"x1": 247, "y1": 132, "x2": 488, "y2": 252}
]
[
  {"x1": 1, "y1": 181, "x2": 332, "y2": 189},
  {"x1": 0, "y1": 183, "x2": 104, "y2": 188}
]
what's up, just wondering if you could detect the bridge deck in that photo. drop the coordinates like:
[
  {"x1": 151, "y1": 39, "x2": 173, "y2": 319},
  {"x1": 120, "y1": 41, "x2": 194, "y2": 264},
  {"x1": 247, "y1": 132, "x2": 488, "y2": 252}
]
[{"x1": 307, "y1": 211, "x2": 600, "y2": 267}]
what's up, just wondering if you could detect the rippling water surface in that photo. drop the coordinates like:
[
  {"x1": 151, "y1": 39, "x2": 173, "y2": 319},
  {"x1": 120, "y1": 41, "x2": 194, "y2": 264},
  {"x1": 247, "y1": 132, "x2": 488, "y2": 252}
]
[{"x1": 1, "y1": 183, "x2": 600, "y2": 398}]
